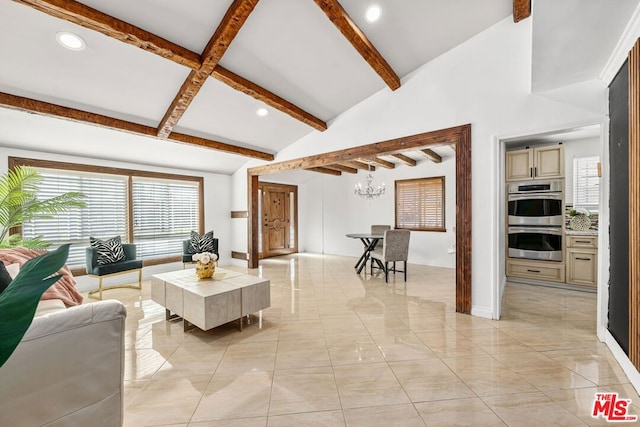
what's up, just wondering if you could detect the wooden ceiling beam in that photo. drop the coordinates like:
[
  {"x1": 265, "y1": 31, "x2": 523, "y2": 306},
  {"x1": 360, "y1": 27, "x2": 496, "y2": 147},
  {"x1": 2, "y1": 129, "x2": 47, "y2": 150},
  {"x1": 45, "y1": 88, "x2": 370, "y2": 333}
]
[
  {"x1": 14, "y1": 0, "x2": 201, "y2": 69},
  {"x1": 313, "y1": 0, "x2": 400, "y2": 90},
  {"x1": 324, "y1": 164, "x2": 358, "y2": 174},
  {"x1": 345, "y1": 161, "x2": 375, "y2": 171},
  {"x1": 391, "y1": 153, "x2": 417, "y2": 166},
  {"x1": 362, "y1": 156, "x2": 395, "y2": 169},
  {"x1": 249, "y1": 125, "x2": 467, "y2": 176},
  {"x1": 157, "y1": 0, "x2": 260, "y2": 138},
  {"x1": 306, "y1": 167, "x2": 342, "y2": 176},
  {"x1": 421, "y1": 149, "x2": 442, "y2": 163},
  {"x1": 513, "y1": 0, "x2": 531, "y2": 23},
  {"x1": 15, "y1": 0, "x2": 326, "y2": 134},
  {"x1": 211, "y1": 66, "x2": 327, "y2": 131},
  {"x1": 0, "y1": 92, "x2": 274, "y2": 161}
]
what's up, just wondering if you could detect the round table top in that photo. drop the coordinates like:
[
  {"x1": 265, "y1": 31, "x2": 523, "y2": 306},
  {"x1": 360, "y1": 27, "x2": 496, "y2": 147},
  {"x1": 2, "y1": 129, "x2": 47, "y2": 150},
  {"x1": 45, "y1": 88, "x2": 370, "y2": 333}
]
[{"x1": 345, "y1": 233, "x2": 384, "y2": 239}]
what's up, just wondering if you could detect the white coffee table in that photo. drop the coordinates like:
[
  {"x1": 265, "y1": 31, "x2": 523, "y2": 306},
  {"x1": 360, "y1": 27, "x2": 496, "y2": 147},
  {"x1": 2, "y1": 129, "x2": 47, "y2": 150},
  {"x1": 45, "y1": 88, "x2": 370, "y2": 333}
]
[{"x1": 151, "y1": 267, "x2": 270, "y2": 331}]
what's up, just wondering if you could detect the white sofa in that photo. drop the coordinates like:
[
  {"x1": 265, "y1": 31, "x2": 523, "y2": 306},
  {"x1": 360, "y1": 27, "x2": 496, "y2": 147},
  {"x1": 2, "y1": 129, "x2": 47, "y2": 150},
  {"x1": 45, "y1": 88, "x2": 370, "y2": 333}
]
[{"x1": 0, "y1": 298, "x2": 127, "y2": 427}]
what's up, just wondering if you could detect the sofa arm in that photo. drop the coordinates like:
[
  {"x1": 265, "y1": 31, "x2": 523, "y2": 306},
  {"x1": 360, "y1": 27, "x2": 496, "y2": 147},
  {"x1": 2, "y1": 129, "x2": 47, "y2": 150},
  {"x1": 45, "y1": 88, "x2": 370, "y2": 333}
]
[
  {"x1": 122, "y1": 243, "x2": 137, "y2": 261},
  {"x1": 0, "y1": 300, "x2": 127, "y2": 427},
  {"x1": 86, "y1": 246, "x2": 97, "y2": 273}
]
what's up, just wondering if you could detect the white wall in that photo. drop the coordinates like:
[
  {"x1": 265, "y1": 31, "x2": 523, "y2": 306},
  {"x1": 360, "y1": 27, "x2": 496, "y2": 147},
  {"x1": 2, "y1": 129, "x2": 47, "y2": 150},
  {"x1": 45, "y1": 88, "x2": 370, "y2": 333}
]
[
  {"x1": 232, "y1": 17, "x2": 605, "y2": 318},
  {"x1": 0, "y1": 146, "x2": 232, "y2": 291}
]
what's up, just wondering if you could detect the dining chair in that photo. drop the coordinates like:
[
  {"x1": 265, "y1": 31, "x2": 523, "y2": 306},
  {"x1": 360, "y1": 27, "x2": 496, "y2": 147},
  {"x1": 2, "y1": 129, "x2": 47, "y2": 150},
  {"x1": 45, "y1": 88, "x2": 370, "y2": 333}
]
[
  {"x1": 370, "y1": 224, "x2": 391, "y2": 235},
  {"x1": 370, "y1": 229, "x2": 411, "y2": 282}
]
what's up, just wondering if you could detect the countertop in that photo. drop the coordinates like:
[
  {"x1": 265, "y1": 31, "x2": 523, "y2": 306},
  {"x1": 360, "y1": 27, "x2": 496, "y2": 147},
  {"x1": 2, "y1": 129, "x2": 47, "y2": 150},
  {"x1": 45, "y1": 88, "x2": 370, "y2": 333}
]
[{"x1": 565, "y1": 229, "x2": 598, "y2": 236}]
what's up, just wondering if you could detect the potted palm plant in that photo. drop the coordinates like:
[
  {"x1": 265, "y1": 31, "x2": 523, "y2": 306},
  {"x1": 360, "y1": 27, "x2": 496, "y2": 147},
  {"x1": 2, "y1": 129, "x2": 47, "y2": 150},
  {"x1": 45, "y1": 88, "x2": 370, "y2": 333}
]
[{"x1": 0, "y1": 165, "x2": 85, "y2": 248}]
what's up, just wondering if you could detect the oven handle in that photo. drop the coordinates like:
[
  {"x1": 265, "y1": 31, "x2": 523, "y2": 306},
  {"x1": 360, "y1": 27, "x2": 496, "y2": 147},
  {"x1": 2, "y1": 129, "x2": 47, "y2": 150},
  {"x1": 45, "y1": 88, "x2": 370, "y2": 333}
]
[
  {"x1": 508, "y1": 193, "x2": 563, "y2": 201},
  {"x1": 508, "y1": 226, "x2": 563, "y2": 235}
]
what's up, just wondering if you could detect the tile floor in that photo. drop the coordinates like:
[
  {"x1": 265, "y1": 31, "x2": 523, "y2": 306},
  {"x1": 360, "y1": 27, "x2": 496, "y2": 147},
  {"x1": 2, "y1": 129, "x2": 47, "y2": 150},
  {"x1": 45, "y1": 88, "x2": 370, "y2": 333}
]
[{"x1": 96, "y1": 254, "x2": 640, "y2": 426}]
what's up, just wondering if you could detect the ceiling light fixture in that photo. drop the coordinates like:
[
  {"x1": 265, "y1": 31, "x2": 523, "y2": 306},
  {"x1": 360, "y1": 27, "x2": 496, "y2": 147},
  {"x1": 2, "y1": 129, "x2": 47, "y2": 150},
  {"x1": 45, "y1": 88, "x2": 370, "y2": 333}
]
[
  {"x1": 354, "y1": 164, "x2": 385, "y2": 200},
  {"x1": 365, "y1": 4, "x2": 382, "y2": 23},
  {"x1": 256, "y1": 108, "x2": 268, "y2": 117},
  {"x1": 55, "y1": 31, "x2": 86, "y2": 51}
]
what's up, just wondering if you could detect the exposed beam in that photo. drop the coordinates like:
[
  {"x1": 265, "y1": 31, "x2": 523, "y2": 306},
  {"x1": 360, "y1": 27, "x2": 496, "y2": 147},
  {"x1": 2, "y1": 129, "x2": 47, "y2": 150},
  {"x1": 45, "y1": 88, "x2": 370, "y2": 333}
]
[
  {"x1": 345, "y1": 161, "x2": 375, "y2": 171},
  {"x1": 313, "y1": 0, "x2": 400, "y2": 90},
  {"x1": 249, "y1": 125, "x2": 466, "y2": 176},
  {"x1": 325, "y1": 164, "x2": 358, "y2": 174},
  {"x1": 362, "y1": 156, "x2": 395, "y2": 169},
  {"x1": 15, "y1": 0, "x2": 325, "y2": 133},
  {"x1": 306, "y1": 167, "x2": 342, "y2": 176},
  {"x1": 0, "y1": 92, "x2": 274, "y2": 161},
  {"x1": 513, "y1": 0, "x2": 531, "y2": 23},
  {"x1": 157, "y1": 0, "x2": 260, "y2": 138},
  {"x1": 391, "y1": 153, "x2": 417, "y2": 166},
  {"x1": 212, "y1": 66, "x2": 327, "y2": 131},
  {"x1": 13, "y1": 0, "x2": 201, "y2": 69},
  {"x1": 421, "y1": 149, "x2": 442, "y2": 163}
]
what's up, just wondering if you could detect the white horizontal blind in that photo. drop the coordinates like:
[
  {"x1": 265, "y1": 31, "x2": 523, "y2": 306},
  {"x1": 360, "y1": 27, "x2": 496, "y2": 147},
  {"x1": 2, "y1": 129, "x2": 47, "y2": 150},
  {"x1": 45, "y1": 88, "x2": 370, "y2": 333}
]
[
  {"x1": 22, "y1": 169, "x2": 128, "y2": 268},
  {"x1": 395, "y1": 177, "x2": 445, "y2": 231},
  {"x1": 132, "y1": 177, "x2": 199, "y2": 259},
  {"x1": 573, "y1": 156, "x2": 599, "y2": 209}
]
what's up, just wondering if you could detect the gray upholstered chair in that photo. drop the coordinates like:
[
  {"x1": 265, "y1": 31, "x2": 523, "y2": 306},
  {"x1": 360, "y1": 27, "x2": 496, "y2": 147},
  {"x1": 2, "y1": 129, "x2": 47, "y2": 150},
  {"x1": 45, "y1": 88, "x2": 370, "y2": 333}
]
[
  {"x1": 86, "y1": 243, "x2": 142, "y2": 300},
  {"x1": 371, "y1": 224, "x2": 391, "y2": 235},
  {"x1": 370, "y1": 229, "x2": 411, "y2": 282}
]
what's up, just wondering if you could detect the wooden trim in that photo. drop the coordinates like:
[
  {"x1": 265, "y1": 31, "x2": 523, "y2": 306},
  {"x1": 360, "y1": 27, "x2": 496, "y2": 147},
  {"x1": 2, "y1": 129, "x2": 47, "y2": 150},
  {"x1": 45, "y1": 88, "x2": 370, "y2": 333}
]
[
  {"x1": 212, "y1": 66, "x2": 327, "y2": 131},
  {"x1": 325, "y1": 164, "x2": 358, "y2": 174},
  {"x1": 127, "y1": 176, "x2": 134, "y2": 243},
  {"x1": 246, "y1": 124, "x2": 472, "y2": 314},
  {"x1": 363, "y1": 157, "x2": 395, "y2": 169},
  {"x1": 143, "y1": 256, "x2": 182, "y2": 267},
  {"x1": 156, "y1": 0, "x2": 260, "y2": 138},
  {"x1": 231, "y1": 211, "x2": 249, "y2": 218},
  {"x1": 513, "y1": 0, "x2": 531, "y2": 23},
  {"x1": 313, "y1": 0, "x2": 400, "y2": 90},
  {"x1": 0, "y1": 92, "x2": 274, "y2": 161},
  {"x1": 391, "y1": 153, "x2": 417, "y2": 166},
  {"x1": 248, "y1": 125, "x2": 465, "y2": 176},
  {"x1": 14, "y1": 0, "x2": 201, "y2": 69},
  {"x1": 232, "y1": 251, "x2": 248, "y2": 260},
  {"x1": 346, "y1": 161, "x2": 375, "y2": 171},
  {"x1": 421, "y1": 149, "x2": 443, "y2": 163},
  {"x1": 306, "y1": 167, "x2": 342, "y2": 176},
  {"x1": 630, "y1": 39, "x2": 640, "y2": 368}
]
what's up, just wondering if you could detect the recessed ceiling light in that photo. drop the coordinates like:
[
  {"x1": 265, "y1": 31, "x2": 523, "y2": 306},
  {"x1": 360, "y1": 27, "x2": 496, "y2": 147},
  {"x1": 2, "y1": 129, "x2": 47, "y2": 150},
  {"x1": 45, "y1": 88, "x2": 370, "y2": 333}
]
[
  {"x1": 365, "y1": 4, "x2": 382, "y2": 23},
  {"x1": 55, "y1": 31, "x2": 86, "y2": 51},
  {"x1": 256, "y1": 108, "x2": 268, "y2": 117}
]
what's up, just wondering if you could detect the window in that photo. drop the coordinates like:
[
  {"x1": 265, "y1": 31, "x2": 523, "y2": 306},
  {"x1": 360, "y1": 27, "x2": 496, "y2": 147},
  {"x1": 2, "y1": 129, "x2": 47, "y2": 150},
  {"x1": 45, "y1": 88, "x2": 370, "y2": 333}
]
[
  {"x1": 395, "y1": 176, "x2": 445, "y2": 231},
  {"x1": 12, "y1": 157, "x2": 203, "y2": 271},
  {"x1": 573, "y1": 156, "x2": 600, "y2": 210}
]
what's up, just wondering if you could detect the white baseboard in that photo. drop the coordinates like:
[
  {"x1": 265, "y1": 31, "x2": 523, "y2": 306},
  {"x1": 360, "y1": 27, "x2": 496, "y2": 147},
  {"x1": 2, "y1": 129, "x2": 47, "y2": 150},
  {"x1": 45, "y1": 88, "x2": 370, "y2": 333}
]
[
  {"x1": 605, "y1": 331, "x2": 640, "y2": 396},
  {"x1": 471, "y1": 306, "x2": 494, "y2": 319}
]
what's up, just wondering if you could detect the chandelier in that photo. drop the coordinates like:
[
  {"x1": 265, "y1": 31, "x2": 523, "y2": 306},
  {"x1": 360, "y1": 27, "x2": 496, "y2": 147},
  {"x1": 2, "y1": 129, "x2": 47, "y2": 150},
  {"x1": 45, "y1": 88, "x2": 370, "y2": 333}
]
[{"x1": 354, "y1": 165, "x2": 385, "y2": 200}]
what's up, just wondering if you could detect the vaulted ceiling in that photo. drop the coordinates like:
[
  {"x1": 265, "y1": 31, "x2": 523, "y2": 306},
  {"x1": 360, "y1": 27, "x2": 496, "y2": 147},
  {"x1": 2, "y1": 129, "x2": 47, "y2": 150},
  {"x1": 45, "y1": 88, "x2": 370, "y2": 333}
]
[{"x1": 0, "y1": 0, "x2": 635, "y2": 175}]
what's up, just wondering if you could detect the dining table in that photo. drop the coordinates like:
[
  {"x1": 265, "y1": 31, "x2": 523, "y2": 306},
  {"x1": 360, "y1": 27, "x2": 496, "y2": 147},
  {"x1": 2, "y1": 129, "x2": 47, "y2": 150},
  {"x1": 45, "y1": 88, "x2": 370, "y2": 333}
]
[{"x1": 345, "y1": 233, "x2": 384, "y2": 274}]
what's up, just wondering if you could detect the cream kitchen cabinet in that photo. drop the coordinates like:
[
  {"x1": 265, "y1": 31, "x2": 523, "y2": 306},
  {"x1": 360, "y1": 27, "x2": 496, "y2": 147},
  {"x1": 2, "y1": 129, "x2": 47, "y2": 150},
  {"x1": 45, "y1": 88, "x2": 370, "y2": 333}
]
[
  {"x1": 565, "y1": 235, "x2": 598, "y2": 288},
  {"x1": 506, "y1": 145, "x2": 564, "y2": 181}
]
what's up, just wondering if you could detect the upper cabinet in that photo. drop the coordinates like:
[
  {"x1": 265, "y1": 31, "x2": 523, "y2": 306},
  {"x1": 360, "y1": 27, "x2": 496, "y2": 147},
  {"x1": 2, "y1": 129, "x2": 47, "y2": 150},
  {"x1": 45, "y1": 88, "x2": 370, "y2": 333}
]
[{"x1": 506, "y1": 145, "x2": 564, "y2": 181}]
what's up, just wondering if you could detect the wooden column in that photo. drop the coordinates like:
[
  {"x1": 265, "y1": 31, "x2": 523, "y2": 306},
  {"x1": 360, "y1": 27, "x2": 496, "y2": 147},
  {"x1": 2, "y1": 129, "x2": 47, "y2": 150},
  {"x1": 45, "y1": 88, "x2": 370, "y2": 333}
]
[
  {"x1": 629, "y1": 39, "x2": 640, "y2": 367},
  {"x1": 456, "y1": 125, "x2": 472, "y2": 314},
  {"x1": 248, "y1": 173, "x2": 259, "y2": 268}
]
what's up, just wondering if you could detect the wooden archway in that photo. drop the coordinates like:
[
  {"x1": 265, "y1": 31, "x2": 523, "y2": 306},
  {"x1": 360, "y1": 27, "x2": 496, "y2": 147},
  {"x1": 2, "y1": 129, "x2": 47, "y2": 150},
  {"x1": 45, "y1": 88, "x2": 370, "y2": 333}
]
[{"x1": 247, "y1": 124, "x2": 472, "y2": 314}]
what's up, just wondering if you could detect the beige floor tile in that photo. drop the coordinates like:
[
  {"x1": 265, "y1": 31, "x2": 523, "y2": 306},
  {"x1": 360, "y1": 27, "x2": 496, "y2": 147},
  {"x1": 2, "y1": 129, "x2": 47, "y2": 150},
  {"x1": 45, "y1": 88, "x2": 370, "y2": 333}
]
[
  {"x1": 517, "y1": 367, "x2": 596, "y2": 391},
  {"x1": 416, "y1": 330, "x2": 488, "y2": 358},
  {"x1": 372, "y1": 333, "x2": 438, "y2": 362},
  {"x1": 415, "y1": 397, "x2": 507, "y2": 426},
  {"x1": 327, "y1": 336, "x2": 386, "y2": 365},
  {"x1": 481, "y1": 392, "x2": 587, "y2": 426},
  {"x1": 124, "y1": 348, "x2": 174, "y2": 380},
  {"x1": 274, "y1": 338, "x2": 331, "y2": 369},
  {"x1": 214, "y1": 341, "x2": 278, "y2": 374},
  {"x1": 343, "y1": 404, "x2": 425, "y2": 426},
  {"x1": 491, "y1": 351, "x2": 563, "y2": 372},
  {"x1": 269, "y1": 366, "x2": 341, "y2": 416},
  {"x1": 189, "y1": 418, "x2": 267, "y2": 427},
  {"x1": 267, "y1": 411, "x2": 345, "y2": 427},
  {"x1": 333, "y1": 362, "x2": 410, "y2": 409},
  {"x1": 389, "y1": 359, "x2": 475, "y2": 402},
  {"x1": 190, "y1": 371, "x2": 273, "y2": 422}
]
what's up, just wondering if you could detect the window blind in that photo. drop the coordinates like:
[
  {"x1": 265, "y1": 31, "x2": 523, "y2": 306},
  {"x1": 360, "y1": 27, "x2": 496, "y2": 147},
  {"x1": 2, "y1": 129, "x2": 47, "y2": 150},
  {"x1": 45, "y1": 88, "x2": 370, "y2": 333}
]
[
  {"x1": 132, "y1": 177, "x2": 199, "y2": 259},
  {"x1": 22, "y1": 170, "x2": 128, "y2": 268},
  {"x1": 573, "y1": 156, "x2": 599, "y2": 209},
  {"x1": 395, "y1": 177, "x2": 445, "y2": 231}
]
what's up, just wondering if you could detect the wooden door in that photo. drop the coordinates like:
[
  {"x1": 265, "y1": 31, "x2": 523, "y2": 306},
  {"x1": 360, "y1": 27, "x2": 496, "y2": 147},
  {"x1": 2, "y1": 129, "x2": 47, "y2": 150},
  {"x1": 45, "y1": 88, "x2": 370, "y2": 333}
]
[{"x1": 259, "y1": 182, "x2": 298, "y2": 258}]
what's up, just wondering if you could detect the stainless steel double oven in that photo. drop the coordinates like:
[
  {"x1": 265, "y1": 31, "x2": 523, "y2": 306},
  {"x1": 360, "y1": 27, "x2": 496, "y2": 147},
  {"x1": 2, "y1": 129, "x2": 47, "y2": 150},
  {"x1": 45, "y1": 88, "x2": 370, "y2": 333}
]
[{"x1": 507, "y1": 180, "x2": 563, "y2": 261}]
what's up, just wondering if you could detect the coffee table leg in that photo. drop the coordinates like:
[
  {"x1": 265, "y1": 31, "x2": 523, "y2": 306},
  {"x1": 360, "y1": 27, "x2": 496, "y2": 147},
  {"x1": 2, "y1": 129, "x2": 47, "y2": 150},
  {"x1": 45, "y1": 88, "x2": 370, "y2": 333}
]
[{"x1": 165, "y1": 308, "x2": 181, "y2": 321}]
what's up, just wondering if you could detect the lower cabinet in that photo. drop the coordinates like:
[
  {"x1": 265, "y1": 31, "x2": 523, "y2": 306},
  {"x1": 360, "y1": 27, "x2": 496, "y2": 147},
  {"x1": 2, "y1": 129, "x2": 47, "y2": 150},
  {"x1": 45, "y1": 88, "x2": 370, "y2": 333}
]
[
  {"x1": 566, "y1": 235, "x2": 598, "y2": 288},
  {"x1": 506, "y1": 258, "x2": 565, "y2": 282}
]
